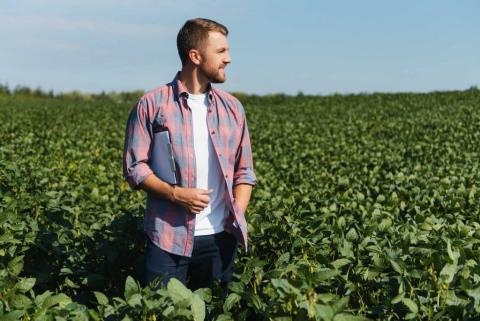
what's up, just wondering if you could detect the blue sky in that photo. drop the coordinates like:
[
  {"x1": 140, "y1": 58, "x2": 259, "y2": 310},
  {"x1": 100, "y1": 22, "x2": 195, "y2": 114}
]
[{"x1": 0, "y1": 0, "x2": 478, "y2": 95}]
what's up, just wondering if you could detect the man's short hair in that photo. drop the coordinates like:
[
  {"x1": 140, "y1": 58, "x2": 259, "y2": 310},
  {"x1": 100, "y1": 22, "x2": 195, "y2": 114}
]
[{"x1": 177, "y1": 18, "x2": 229, "y2": 66}]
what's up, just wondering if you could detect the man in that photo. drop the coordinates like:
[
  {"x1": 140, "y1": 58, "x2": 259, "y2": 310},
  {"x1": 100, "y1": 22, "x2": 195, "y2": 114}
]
[{"x1": 122, "y1": 18, "x2": 256, "y2": 290}]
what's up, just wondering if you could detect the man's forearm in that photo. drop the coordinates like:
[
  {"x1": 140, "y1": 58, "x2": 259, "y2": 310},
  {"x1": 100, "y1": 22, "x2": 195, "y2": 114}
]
[
  {"x1": 233, "y1": 183, "x2": 253, "y2": 213},
  {"x1": 139, "y1": 173, "x2": 176, "y2": 201}
]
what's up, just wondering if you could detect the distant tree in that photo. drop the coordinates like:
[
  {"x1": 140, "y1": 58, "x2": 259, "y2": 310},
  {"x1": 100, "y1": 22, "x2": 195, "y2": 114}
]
[
  {"x1": 119, "y1": 90, "x2": 145, "y2": 104},
  {"x1": 33, "y1": 87, "x2": 45, "y2": 97},
  {"x1": 0, "y1": 83, "x2": 10, "y2": 95},
  {"x1": 14, "y1": 85, "x2": 32, "y2": 96}
]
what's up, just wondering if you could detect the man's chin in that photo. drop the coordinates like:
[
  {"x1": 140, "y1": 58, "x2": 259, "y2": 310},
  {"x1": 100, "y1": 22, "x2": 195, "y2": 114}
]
[
  {"x1": 200, "y1": 67, "x2": 226, "y2": 84},
  {"x1": 209, "y1": 75, "x2": 226, "y2": 84}
]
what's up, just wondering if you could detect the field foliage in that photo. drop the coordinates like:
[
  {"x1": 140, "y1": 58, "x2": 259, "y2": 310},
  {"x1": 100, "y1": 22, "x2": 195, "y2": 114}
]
[{"x1": 1, "y1": 89, "x2": 480, "y2": 320}]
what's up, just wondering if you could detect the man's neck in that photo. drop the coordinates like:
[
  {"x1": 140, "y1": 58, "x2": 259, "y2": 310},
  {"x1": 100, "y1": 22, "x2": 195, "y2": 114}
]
[{"x1": 179, "y1": 67, "x2": 210, "y2": 94}]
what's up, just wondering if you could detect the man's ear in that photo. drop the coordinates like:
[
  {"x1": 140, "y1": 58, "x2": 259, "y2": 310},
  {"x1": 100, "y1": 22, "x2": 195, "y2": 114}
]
[{"x1": 188, "y1": 49, "x2": 202, "y2": 66}]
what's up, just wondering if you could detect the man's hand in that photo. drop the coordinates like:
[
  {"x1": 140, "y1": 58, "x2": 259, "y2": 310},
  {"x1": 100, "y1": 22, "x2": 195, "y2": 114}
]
[
  {"x1": 139, "y1": 174, "x2": 212, "y2": 214},
  {"x1": 172, "y1": 187, "x2": 213, "y2": 214}
]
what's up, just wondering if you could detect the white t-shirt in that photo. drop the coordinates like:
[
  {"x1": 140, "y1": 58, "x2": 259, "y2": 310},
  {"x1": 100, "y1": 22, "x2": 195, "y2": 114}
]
[{"x1": 187, "y1": 92, "x2": 228, "y2": 236}]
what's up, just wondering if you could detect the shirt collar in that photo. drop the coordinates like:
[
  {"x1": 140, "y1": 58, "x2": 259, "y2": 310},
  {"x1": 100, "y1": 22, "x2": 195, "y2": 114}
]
[{"x1": 172, "y1": 71, "x2": 214, "y2": 103}]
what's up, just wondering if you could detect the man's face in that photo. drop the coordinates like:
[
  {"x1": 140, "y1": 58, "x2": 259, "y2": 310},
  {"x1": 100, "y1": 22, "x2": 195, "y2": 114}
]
[{"x1": 197, "y1": 31, "x2": 232, "y2": 83}]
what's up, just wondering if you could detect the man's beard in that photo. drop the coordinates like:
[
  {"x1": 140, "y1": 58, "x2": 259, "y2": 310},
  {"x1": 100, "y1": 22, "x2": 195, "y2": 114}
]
[{"x1": 199, "y1": 63, "x2": 226, "y2": 84}]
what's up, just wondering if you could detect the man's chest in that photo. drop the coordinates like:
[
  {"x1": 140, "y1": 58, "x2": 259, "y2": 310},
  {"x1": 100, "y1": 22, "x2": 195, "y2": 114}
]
[{"x1": 151, "y1": 101, "x2": 242, "y2": 153}]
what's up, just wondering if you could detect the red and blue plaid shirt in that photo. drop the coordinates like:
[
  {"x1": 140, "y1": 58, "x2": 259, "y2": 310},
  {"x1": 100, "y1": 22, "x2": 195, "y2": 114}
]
[{"x1": 123, "y1": 72, "x2": 257, "y2": 257}]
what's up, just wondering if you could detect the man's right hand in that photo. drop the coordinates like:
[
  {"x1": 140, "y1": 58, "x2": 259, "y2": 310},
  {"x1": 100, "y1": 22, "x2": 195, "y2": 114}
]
[{"x1": 172, "y1": 186, "x2": 213, "y2": 214}]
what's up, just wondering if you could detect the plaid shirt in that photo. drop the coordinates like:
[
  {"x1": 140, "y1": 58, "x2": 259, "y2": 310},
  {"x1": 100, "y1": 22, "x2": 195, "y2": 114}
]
[{"x1": 123, "y1": 72, "x2": 257, "y2": 257}]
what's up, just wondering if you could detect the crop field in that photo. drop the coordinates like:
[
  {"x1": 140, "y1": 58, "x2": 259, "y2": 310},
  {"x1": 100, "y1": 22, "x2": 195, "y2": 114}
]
[{"x1": 1, "y1": 89, "x2": 480, "y2": 320}]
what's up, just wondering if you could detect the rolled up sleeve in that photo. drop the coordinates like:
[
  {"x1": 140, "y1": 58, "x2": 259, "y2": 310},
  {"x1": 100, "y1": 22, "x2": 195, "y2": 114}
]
[
  {"x1": 122, "y1": 99, "x2": 153, "y2": 189},
  {"x1": 233, "y1": 105, "x2": 257, "y2": 187}
]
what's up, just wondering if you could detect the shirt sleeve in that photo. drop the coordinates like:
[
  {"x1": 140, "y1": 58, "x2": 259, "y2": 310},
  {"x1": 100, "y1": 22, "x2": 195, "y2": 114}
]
[
  {"x1": 123, "y1": 99, "x2": 154, "y2": 189},
  {"x1": 233, "y1": 101, "x2": 257, "y2": 187}
]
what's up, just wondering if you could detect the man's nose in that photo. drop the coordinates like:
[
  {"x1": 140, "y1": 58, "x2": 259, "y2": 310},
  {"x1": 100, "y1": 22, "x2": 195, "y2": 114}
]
[{"x1": 224, "y1": 53, "x2": 232, "y2": 64}]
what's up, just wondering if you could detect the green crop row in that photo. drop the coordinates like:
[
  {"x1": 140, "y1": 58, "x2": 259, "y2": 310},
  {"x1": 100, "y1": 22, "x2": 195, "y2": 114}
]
[{"x1": 1, "y1": 90, "x2": 480, "y2": 320}]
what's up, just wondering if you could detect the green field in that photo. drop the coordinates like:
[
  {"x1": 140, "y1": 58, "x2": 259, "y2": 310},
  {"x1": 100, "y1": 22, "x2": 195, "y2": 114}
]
[{"x1": 1, "y1": 89, "x2": 480, "y2": 320}]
